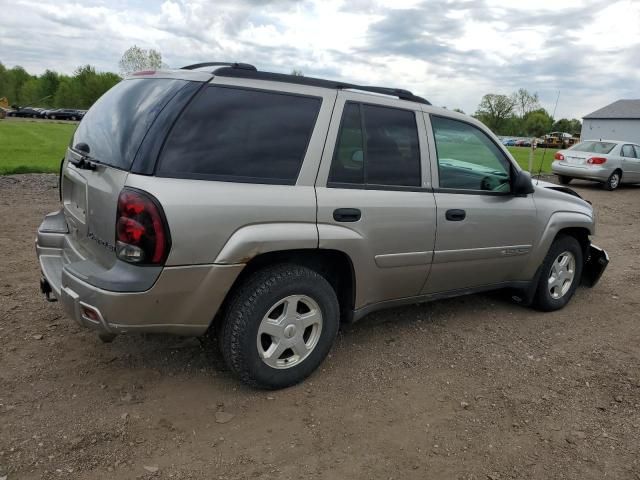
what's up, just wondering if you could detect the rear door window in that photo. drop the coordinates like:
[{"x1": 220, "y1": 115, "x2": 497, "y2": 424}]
[
  {"x1": 73, "y1": 78, "x2": 189, "y2": 170},
  {"x1": 328, "y1": 102, "x2": 421, "y2": 187},
  {"x1": 157, "y1": 86, "x2": 322, "y2": 184},
  {"x1": 621, "y1": 144, "x2": 635, "y2": 157}
]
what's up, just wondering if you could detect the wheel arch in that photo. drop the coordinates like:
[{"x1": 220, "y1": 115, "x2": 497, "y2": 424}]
[
  {"x1": 530, "y1": 211, "x2": 594, "y2": 274},
  {"x1": 211, "y1": 248, "x2": 357, "y2": 331},
  {"x1": 555, "y1": 226, "x2": 590, "y2": 259}
]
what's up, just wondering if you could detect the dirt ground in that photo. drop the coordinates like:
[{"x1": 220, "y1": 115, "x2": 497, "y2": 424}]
[{"x1": 1, "y1": 174, "x2": 639, "y2": 480}]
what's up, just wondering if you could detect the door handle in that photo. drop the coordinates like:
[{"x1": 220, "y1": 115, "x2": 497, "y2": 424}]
[
  {"x1": 445, "y1": 209, "x2": 466, "y2": 221},
  {"x1": 333, "y1": 208, "x2": 361, "y2": 222}
]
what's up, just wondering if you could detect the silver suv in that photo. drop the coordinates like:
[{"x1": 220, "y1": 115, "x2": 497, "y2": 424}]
[{"x1": 36, "y1": 62, "x2": 609, "y2": 389}]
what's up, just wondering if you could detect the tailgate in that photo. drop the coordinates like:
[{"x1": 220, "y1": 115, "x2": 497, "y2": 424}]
[{"x1": 62, "y1": 151, "x2": 128, "y2": 268}]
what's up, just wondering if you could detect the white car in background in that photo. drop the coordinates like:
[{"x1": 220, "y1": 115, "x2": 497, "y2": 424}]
[{"x1": 552, "y1": 140, "x2": 640, "y2": 190}]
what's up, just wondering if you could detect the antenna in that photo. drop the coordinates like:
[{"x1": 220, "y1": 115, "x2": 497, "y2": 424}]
[{"x1": 536, "y1": 90, "x2": 561, "y2": 184}]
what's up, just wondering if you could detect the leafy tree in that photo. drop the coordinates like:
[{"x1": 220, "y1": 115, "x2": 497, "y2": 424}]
[
  {"x1": 291, "y1": 69, "x2": 304, "y2": 76},
  {"x1": 512, "y1": 88, "x2": 540, "y2": 118},
  {"x1": 452, "y1": 108, "x2": 465, "y2": 114},
  {"x1": 54, "y1": 78, "x2": 78, "y2": 108},
  {"x1": 552, "y1": 118, "x2": 582, "y2": 135},
  {"x1": 119, "y1": 45, "x2": 163, "y2": 76},
  {"x1": 524, "y1": 109, "x2": 553, "y2": 137},
  {"x1": 19, "y1": 78, "x2": 41, "y2": 105},
  {"x1": 474, "y1": 94, "x2": 515, "y2": 132},
  {"x1": 38, "y1": 70, "x2": 60, "y2": 106}
]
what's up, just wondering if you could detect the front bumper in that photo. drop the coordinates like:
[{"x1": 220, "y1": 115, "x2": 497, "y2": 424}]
[
  {"x1": 551, "y1": 162, "x2": 611, "y2": 182},
  {"x1": 582, "y1": 244, "x2": 609, "y2": 287},
  {"x1": 36, "y1": 210, "x2": 244, "y2": 336}
]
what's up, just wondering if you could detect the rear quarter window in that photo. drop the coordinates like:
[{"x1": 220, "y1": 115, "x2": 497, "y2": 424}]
[{"x1": 157, "y1": 86, "x2": 322, "y2": 184}]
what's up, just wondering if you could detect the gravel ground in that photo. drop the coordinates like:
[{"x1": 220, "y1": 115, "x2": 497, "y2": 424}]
[{"x1": 1, "y1": 174, "x2": 639, "y2": 480}]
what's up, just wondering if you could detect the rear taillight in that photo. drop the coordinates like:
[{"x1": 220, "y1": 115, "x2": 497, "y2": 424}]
[
  {"x1": 116, "y1": 188, "x2": 170, "y2": 265},
  {"x1": 554, "y1": 152, "x2": 565, "y2": 161},
  {"x1": 587, "y1": 157, "x2": 607, "y2": 165}
]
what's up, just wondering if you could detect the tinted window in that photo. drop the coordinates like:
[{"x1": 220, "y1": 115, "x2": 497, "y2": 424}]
[
  {"x1": 329, "y1": 103, "x2": 421, "y2": 187},
  {"x1": 328, "y1": 103, "x2": 364, "y2": 184},
  {"x1": 570, "y1": 141, "x2": 616, "y2": 154},
  {"x1": 158, "y1": 86, "x2": 321, "y2": 184},
  {"x1": 73, "y1": 78, "x2": 188, "y2": 170},
  {"x1": 431, "y1": 116, "x2": 511, "y2": 192},
  {"x1": 621, "y1": 144, "x2": 635, "y2": 157}
]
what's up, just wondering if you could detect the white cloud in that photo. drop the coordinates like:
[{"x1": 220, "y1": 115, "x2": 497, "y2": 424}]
[{"x1": 1, "y1": 0, "x2": 639, "y2": 118}]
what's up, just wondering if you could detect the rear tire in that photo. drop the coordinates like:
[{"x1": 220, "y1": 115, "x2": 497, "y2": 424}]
[
  {"x1": 604, "y1": 170, "x2": 621, "y2": 191},
  {"x1": 531, "y1": 235, "x2": 583, "y2": 312},
  {"x1": 219, "y1": 264, "x2": 339, "y2": 389},
  {"x1": 558, "y1": 175, "x2": 572, "y2": 185}
]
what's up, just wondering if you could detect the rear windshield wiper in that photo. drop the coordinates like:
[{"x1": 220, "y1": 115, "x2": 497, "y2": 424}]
[{"x1": 70, "y1": 143, "x2": 101, "y2": 170}]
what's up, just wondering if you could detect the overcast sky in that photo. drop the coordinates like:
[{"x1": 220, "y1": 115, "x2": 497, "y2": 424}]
[{"x1": 2, "y1": 0, "x2": 639, "y2": 118}]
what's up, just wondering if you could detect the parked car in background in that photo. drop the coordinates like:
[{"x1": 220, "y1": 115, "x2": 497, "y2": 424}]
[
  {"x1": 46, "y1": 109, "x2": 84, "y2": 121},
  {"x1": 552, "y1": 140, "x2": 640, "y2": 190},
  {"x1": 502, "y1": 138, "x2": 517, "y2": 146},
  {"x1": 8, "y1": 106, "x2": 45, "y2": 118},
  {"x1": 515, "y1": 139, "x2": 532, "y2": 147}
]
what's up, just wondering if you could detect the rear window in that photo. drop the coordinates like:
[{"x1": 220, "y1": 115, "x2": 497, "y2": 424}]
[
  {"x1": 569, "y1": 141, "x2": 616, "y2": 154},
  {"x1": 72, "y1": 78, "x2": 188, "y2": 170},
  {"x1": 157, "y1": 86, "x2": 322, "y2": 184}
]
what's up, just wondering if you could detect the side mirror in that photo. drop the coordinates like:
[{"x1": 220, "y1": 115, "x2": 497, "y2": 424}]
[{"x1": 513, "y1": 170, "x2": 534, "y2": 195}]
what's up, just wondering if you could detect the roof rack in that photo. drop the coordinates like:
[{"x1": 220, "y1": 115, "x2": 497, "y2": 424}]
[
  {"x1": 197, "y1": 63, "x2": 430, "y2": 105},
  {"x1": 181, "y1": 62, "x2": 257, "y2": 72}
]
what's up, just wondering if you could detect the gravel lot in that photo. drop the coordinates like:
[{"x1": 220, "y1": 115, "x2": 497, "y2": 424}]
[{"x1": 1, "y1": 174, "x2": 639, "y2": 480}]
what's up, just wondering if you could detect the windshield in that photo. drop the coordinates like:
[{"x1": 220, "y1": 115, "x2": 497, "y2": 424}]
[
  {"x1": 72, "y1": 78, "x2": 188, "y2": 170},
  {"x1": 569, "y1": 141, "x2": 616, "y2": 154}
]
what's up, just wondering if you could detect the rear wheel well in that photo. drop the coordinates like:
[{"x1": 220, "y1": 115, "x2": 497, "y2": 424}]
[{"x1": 214, "y1": 249, "x2": 356, "y2": 330}]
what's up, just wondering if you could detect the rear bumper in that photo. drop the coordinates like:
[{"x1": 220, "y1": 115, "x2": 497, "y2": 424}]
[
  {"x1": 551, "y1": 163, "x2": 611, "y2": 182},
  {"x1": 36, "y1": 210, "x2": 244, "y2": 336},
  {"x1": 582, "y1": 244, "x2": 609, "y2": 287}
]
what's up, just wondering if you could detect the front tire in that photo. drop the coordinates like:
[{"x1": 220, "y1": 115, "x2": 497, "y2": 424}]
[
  {"x1": 604, "y1": 170, "x2": 621, "y2": 191},
  {"x1": 219, "y1": 264, "x2": 339, "y2": 389},
  {"x1": 558, "y1": 175, "x2": 572, "y2": 185},
  {"x1": 531, "y1": 235, "x2": 583, "y2": 311}
]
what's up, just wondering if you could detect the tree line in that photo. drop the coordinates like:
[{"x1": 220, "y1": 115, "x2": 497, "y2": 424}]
[
  {"x1": 0, "y1": 63, "x2": 121, "y2": 109},
  {"x1": 471, "y1": 89, "x2": 582, "y2": 138},
  {"x1": 0, "y1": 46, "x2": 162, "y2": 110}
]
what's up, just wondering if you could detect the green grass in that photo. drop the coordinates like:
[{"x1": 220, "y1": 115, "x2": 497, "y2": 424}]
[
  {"x1": 507, "y1": 146, "x2": 558, "y2": 174},
  {"x1": 0, "y1": 120, "x2": 76, "y2": 175}
]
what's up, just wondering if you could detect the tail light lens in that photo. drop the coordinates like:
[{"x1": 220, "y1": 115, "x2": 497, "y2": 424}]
[
  {"x1": 554, "y1": 152, "x2": 565, "y2": 161},
  {"x1": 116, "y1": 188, "x2": 171, "y2": 265},
  {"x1": 587, "y1": 157, "x2": 607, "y2": 165}
]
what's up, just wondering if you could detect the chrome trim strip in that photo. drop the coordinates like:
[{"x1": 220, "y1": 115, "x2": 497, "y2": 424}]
[
  {"x1": 374, "y1": 251, "x2": 433, "y2": 268},
  {"x1": 433, "y1": 245, "x2": 532, "y2": 263}
]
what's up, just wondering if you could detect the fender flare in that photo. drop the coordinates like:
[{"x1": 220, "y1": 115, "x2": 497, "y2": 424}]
[
  {"x1": 214, "y1": 223, "x2": 318, "y2": 264},
  {"x1": 531, "y1": 211, "x2": 594, "y2": 269}
]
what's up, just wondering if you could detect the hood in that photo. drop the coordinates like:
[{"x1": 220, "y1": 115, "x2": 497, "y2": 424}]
[{"x1": 533, "y1": 179, "x2": 593, "y2": 212}]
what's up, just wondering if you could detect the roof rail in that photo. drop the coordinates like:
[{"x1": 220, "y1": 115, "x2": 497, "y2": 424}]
[
  {"x1": 341, "y1": 86, "x2": 429, "y2": 104},
  {"x1": 191, "y1": 63, "x2": 430, "y2": 105},
  {"x1": 181, "y1": 62, "x2": 257, "y2": 72}
]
